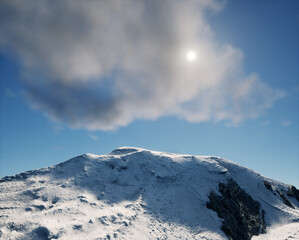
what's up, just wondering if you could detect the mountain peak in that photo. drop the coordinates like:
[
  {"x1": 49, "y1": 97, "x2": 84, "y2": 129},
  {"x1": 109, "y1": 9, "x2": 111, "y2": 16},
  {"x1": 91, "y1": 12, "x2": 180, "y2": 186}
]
[{"x1": 0, "y1": 148, "x2": 298, "y2": 239}]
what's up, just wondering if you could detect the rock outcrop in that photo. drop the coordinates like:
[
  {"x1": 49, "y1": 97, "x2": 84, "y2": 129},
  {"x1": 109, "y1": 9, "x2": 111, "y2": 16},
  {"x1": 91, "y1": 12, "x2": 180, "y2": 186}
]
[
  {"x1": 288, "y1": 185, "x2": 299, "y2": 203},
  {"x1": 264, "y1": 180, "x2": 295, "y2": 208},
  {"x1": 207, "y1": 178, "x2": 266, "y2": 240}
]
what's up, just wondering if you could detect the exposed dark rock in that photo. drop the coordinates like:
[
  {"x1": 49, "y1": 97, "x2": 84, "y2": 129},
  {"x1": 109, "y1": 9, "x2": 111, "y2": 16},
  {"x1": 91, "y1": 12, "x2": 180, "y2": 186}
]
[
  {"x1": 7, "y1": 222, "x2": 26, "y2": 232},
  {"x1": 80, "y1": 198, "x2": 88, "y2": 203},
  {"x1": 263, "y1": 181, "x2": 272, "y2": 191},
  {"x1": 0, "y1": 173, "x2": 28, "y2": 183},
  {"x1": 0, "y1": 170, "x2": 48, "y2": 183},
  {"x1": 23, "y1": 189, "x2": 41, "y2": 200},
  {"x1": 32, "y1": 205, "x2": 46, "y2": 211},
  {"x1": 30, "y1": 226, "x2": 50, "y2": 240},
  {"x1": 77, "y1": 195, "x2": 86, "y2": 199},
  {"x1": 0, "y1": 207, "x2": 16, "y2": 210},
  {"x1": 276, "y1": 189, "x2": 294, "y2": 208},
  {"x1": 73, "y1": 224, "x2": 82, "y2": 230},
  {"x1": 288, "y1": 185, "x2": 299, "y2": 202},
  {"x1": 206, "y1": 178, "x2": 266, "y2": 240},
  {"x1": 122, "y1": 221, "x2": 128, "y2": 227},
  {"x1": 264, "y1": 181, "x2": 295, "y2": 208},
  {"x1": 42, "y1": 195, "x2": 48, "y2": 202},
  {"x1": 119, "y1": 166, "x2": 128, "y2": 170},
  {"x1": 98, "y1": 216, "x2": 109, "y2": 226},
  {"x1": 52, "y1": 196, "x2": 60, "y2": 204}
]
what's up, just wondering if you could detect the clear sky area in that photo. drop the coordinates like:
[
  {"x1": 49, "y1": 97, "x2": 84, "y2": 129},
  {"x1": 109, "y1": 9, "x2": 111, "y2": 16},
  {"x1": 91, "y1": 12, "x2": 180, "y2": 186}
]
[{"x1": 0, "y1": 0, "x2": 298, "y2": 187}]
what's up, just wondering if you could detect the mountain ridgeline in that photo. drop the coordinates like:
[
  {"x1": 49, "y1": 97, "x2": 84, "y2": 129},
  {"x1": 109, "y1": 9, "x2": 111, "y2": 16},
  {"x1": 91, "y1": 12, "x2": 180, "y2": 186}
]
[{"x1": 0, "y1": 147, "x2": 298, "y2": 239}]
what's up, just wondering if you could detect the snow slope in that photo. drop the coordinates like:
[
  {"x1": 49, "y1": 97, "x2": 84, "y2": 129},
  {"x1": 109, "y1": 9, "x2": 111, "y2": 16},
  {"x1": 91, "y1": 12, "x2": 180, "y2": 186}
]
[{"x1": 0, "y1": 147, "x2": 298, "y2": 239}]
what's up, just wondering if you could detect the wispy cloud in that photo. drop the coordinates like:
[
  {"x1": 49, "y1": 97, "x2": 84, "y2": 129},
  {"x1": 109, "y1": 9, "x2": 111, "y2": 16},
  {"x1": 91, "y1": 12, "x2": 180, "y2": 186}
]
[
  {"x1": 51, "y1": 123, "x2": 64, "y2": 133},
  {"x1": 0, "y1": 0, "x2": 284, "y2": 130},
  {"x1": 5, "y1": 88, "x2": 17, "y2": 98},
  {"x1": 260, "y1": 121, "x2": 271, "y2": 126},
  {"x1": 88, "y1": 133, "x2": 98, "y2": 141},
  {"x1": 282, "y1": 121, "x2": 291, "y2": 127}
]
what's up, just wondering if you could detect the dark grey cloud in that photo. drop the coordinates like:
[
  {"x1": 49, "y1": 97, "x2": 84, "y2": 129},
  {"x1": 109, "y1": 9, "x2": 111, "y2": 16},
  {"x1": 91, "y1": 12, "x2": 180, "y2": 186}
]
[{"x1": 0, "y1": 0, "x2": 284, "y2": 130}]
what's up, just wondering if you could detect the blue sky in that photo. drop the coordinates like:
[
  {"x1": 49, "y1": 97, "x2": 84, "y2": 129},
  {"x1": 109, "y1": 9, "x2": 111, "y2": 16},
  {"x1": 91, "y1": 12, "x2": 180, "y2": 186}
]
[{"x1": 0, "y1": 0, "x2": 298, "y2": 187}]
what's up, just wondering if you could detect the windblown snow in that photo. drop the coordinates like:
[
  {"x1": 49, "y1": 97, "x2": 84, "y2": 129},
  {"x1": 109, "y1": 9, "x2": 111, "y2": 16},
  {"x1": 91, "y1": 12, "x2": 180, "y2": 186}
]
[{"x1": 0, "y1": 147, "x2": 298, "y2": 239}]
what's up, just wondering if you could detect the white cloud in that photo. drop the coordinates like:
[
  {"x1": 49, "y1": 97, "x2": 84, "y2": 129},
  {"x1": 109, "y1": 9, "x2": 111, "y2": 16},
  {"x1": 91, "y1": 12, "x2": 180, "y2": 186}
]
[{"x1": 0, "y1": 0, "x2": 284, "y2": 130}]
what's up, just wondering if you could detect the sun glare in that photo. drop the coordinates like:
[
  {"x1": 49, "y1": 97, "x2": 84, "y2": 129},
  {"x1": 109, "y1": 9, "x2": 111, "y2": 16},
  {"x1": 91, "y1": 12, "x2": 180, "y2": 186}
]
[{"x1": 186, "y1": 51, "x2": 197, "y2": 62}]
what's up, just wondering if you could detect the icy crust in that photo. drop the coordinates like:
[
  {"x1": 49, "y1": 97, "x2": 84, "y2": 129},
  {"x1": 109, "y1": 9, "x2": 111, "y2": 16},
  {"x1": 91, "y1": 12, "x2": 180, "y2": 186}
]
[{"x1": 0, "y1": 147, "x2": 298, "y2": 240}]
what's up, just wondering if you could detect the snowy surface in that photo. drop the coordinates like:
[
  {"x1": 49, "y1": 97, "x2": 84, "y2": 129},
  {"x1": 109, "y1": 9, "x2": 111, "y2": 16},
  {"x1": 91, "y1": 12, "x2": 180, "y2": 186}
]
[{"x1": 0, "y1": 147, "x2": 298, "y2": 239}]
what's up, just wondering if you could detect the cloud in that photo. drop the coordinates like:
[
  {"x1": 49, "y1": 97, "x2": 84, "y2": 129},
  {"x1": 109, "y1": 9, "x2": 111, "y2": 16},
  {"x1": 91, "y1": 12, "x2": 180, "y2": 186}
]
[
  {"x1": 260, "y1": 121, "x2": 271, "y2": 126},
  {"x1": 5, "y1": 88, "x2": 17, "y2": 98},
  {"x1": 0, "y1": 0, "x2": 284, "y2": 130},
  {"x1": 51, "y1": 123, "x2": 64, "y2": 133},
  {"x1": 88, "y1": 133, "x2": 98, "y2": 141},
  {"x1": 282, "y1": 121, "x2": 291, "y2": 127}
]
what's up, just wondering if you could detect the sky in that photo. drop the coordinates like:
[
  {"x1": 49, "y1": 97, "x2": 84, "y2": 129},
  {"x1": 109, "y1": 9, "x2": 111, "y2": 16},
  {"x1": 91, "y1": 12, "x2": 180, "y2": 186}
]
[{"x1": 0, "y1": 0, "x2": 298, "y2": 187}]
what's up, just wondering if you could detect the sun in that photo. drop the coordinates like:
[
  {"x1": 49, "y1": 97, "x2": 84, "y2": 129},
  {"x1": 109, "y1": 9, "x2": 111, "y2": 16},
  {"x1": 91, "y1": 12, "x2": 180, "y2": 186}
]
[{"x1": 186, "y1": 51, "x2": 197, "y2": 62}]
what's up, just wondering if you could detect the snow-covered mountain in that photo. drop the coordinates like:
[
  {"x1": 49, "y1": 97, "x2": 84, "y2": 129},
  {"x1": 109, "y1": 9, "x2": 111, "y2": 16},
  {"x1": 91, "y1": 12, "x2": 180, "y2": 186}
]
[{"x1": 0, "y1": 147, "x2": 298, "y2": 240}]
